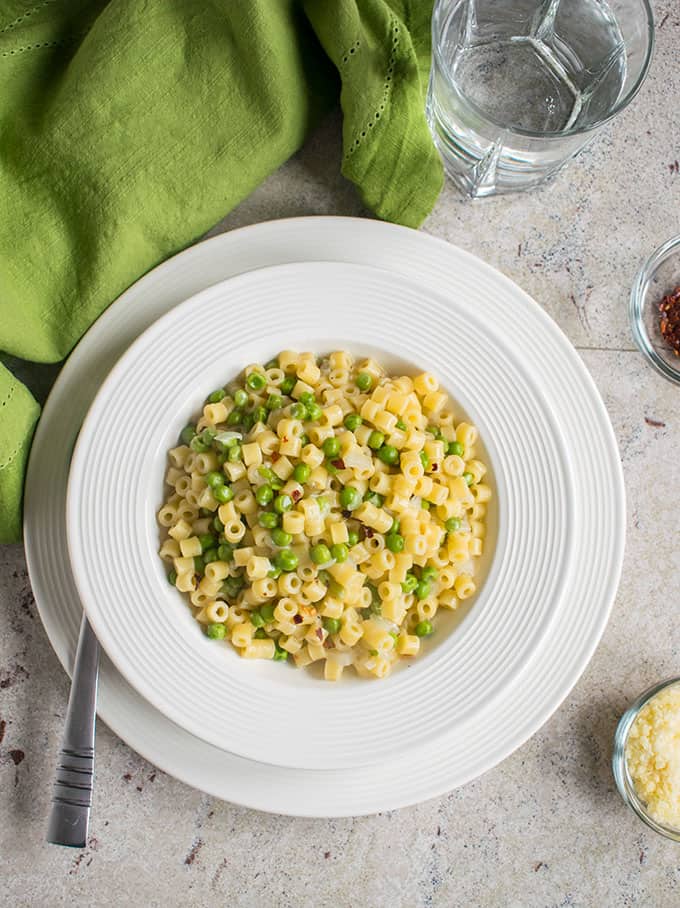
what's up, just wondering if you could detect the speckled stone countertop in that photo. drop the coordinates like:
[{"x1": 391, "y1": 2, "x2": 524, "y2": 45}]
[{"x1": 2, "y1": 4, "x2": 680, "y2": 905}]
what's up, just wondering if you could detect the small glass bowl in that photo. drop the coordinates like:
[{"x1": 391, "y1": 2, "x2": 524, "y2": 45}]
[
  {"x1": 630, "y1": 235, "x2": 680, "y2": 385},
  {"x1": 613, "y1": 677, "x2": 680, "y2": 841}
]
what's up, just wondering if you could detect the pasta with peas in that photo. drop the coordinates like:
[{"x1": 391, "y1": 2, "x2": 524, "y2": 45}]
[{"x1": 158, "y1": 351, "x2": 490, "y2": 681}]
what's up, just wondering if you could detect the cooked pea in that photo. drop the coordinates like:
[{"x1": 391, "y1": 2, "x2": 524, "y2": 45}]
[
  {"x1": 385, "y1": 534, "x2": 404, "y2": 553},
  {"x1": 207, "y1": 388, "x2": 226, "y2": 403},
  {"x1": 306, "y1": 402, "x2": 322, "y2": 421},
  {"x1": 255, "y1": 484, "x2": 274, "y2": 506},
  {"x1": 227, "y1": 444, "x2": 242, "y2": 463},
  {"x1": 271, "y1": 528, "x2": 293, "y2": 547},
  {"x1": 311, "y1": 543, "x2": 332, "y2": 565},
  {"x1": 290, "y1": 402, "x2": 307, "y2": 419},
  {"x1": 233, "y1": 388, "x2": 248, "y2": 407},
  {"x1": 252, "y1": 405, "x2": 267, "y2": 424},
  {"x1": 275, "y1": 549, "x2": 298, "y2": 572},
  {"x1": 250, "y1": 611, "x2": 266, "y2": 628},
  {"x1": 267, "y1": 393, "x2": 283, "y2": 411},
  {"x1": 448, "y1": 441, "x2": 464, "y2": 457},
  {"x1": 260, "y1": 603, "x2": 276, "y2": 623},
  {"x1": 213, "y1": 484, "x2": 234, "y2": 503},
  {"x1": 204, "y1": 471, "x2": 224, "y2": 490},
  {"x1": 323, "y1": 617, "x2": 341, "y2": 635},
  {"x1": 445, "y1": 517, "x2": 461, "y2": 533},
  {"x1": 189, "y1": 435, "x2": 208, "y2": 453},
  {"x1": 280, "y1": 376, "x2": 295, "y2": 395},
  {"x1": 323, "y1": 436, "x2": 340, "y2": 458},
  {"x1": 226, "y1": 409, "x2": 243, "y2": 426},
  {"x1": 356, "y1": 372, "x2": 373, "y2": 391},
  {"x1": 463, "y1": 472, "x2": 474, "y2": 486},
  {"x1": 401, "y1": 573, "x2": 418, "y2": 594},
  {"x1": 258, "y1": 511, "x2": 279, "y2": 529},
  {"x1": 167, "y1": 569, "x2": 177, "y2": 585},
  {"x1": 343, "y1": 412, "x2": 362, "y2": 431},
  {"x1": 330, "y1": 543, "x2": 348, "y2": 563},
  {"x1": 347, "y1": 530, "x2": 360, "y2": 546},
  {"x1": 246, "y1": 372, "x2": 266, "y2": 391},
  {"x1": 299, "y1": 392, "x2": 315, "y2": 406},
  {"x1": 415, "y1": 580, "x2": 431, "y2": 600},
  {"x1": 421, "y1": 566, "x2": 438, "y2": 581},
  {"x1": 273, "y1": 644, "x2": 288, "y2": 662},
  {"x1": 293, "y1": 463, "x2": 311, "y2": 483},
  {"x1": 180, "y1": 425, "x2": 196, "y2": 445},
  {"x1": 203, "y1": 548, "x2": 219, "y2": 564},
  {"x1": 194, "y1": 556, "x2": 205, "y2": 574},
  {"x1": 273, "y1": 494, "x2": 292, "y2": 514},
  {"x1": 396, "y1": 419, "x2": 407, "y2": 431},
  {"x1": 378, "y1": 444, "x2": 399, "y2": 466},
  {"x1": 206, "y1": 623, "x2": 226, "y2": 639},
  {"x1": 254, "y1": 627, "x2": 267, "y2": 639},
  {"x1": 368, "y1": 430, "x2": 384, "y2": 450},
  {"x1": 217, "y1": 544, "x2": 233, "y2": 561},
  {"x1": 339, "y1": 486, "x2": 362, "y2": 510},
  {"x1": 364, "y1": 491, "x2": 383, "y2": 507},
  {"x1": 415, "y1": 620, "x2": 433, "y2": 637},
  {"x1": 419, "y1": 450, "x2": 430, "y2": 469},
  {"x1": 198, "y1": 533, "x2": 216, "y2": 552}
]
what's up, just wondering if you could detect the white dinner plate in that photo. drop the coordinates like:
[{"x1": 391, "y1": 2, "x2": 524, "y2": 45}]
[
  {"x1": 24, "y1": 217, "x2": 624, "y2": 815},
  {"x1": 66, "y1": 261, "x2": 574, "y2": 770}
]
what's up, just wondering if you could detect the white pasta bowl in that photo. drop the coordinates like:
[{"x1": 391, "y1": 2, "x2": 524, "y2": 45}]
[{"x1": 66, "y1": 261, "x2": 575, "y2": 770}]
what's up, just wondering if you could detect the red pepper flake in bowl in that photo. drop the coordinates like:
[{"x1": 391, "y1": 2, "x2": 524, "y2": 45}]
[{"x1": 659, "y1": 286, "x2": 680, "y2": 356}]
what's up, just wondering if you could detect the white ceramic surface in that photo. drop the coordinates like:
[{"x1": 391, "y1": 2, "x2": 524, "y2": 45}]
[
  {"x1": 65, "y1": 261, "x2": 574, "y2": 770},
  {"x1": 24, "y1": 217, "x2": 624, "y2": 816}
]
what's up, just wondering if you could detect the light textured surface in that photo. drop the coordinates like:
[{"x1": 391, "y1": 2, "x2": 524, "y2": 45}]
[{"x1": 2, "y1": 4, "x2": 680, "y2": 903}]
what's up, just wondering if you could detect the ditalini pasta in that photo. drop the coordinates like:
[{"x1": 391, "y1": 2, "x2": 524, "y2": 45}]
[{"x1": 158, "y1": 352, "x2": 490, "y2": 680}]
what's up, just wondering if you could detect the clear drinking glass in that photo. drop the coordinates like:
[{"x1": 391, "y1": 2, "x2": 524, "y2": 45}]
[{"x1": 426, "y1": 0, "x2": 654, "y2": 198}]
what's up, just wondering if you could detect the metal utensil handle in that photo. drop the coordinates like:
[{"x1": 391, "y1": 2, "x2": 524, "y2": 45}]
[{"x1": 46, "y1": 615, "x2": 100, "y2": 848}]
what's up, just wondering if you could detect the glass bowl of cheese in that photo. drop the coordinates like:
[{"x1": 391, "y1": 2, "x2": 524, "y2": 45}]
[{"x1": 613, "y1": 677, "x2": 680, "y2": 841}]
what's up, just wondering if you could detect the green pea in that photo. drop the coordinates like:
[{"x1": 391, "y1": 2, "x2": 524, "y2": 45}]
[
  {"x1": 280, "y1": 376, "x2": 295, "y2": 395},
  {"x1": 323, "y1": 617, "x2": 341, "y2": 635},
  {"x1": 273, "y1": 494, "x2": 292, "y2": 514},
  {"x1": 252, "y1": 405, "x2": 268, "y2": 424},
  {"x1": 273, "y1": 645, "x2": 288, "y2": 662},
  {"x1": 221, "y1": 577, "x2": 243, "y2": 598},
  {"x1": 368, "y1": 649, "x2": 379, "y2": 656},
  {"x1": 205, "y1": 471, "x2": 224, "y2": 490},
  {"x1": 445, "y1": 517, "x2": 461, "y2": 533},
  {"x1": 198, "y1": 533, "x2": 216, "y2": 552},
  {"x1": 250, "y1": 611, "x2": 266, "y2": 628},
  {"x1": 421, "y1": 566, "x2": 438, "y2": 581},
  {"x1": 368, "y1": 430, "x2": 384, "y2": 450},
  {"x1": 259, "y1": 511, "x2": 279, "y2": 529},
  {"x1": 427, "y1": 425, "x2": 441, "y2": 438},
  {"x1": 265, "y1": 358, "x2": 279, "y2": 370},
  {"x1": 254, "y1": 627, "x2": 267, "y2": 639},
  {"x1": 213, "y1": 484, "x2": 234, "y2": 504},
  {"x1": 396, "y1": 420, "x2": 407, "y2": 431},
  {"x1": 419, "y1": 450, "x2": 430, "y2": 469},
  {"x1": 364, "y1": 491, "x2": 384, "y2": 507},
  {"x1": 327, "y1": 578, "x2": 346, "y2": 599},
  {"x1": 255, "y1": 484, "x2": 274, "y2": 506},
  {"x1": 200, "y1": 428, "x2": 216, "y2": 446},
  {"x1": 463, "y1": 472, "x2": 474, "y2": 486},
  {"x1": 167, "y1": 569, "x2": 177, "y2": 586},
  {"x1": 207, "y1": 388, "x2": 226, "y2": 403},
  {"x1": 401, "y1": 573, "x2": 418, "y2": 594},
  {"x1": 448, "y1": 441, "x2": 465, "y2": 457},
  {"x1": 276, "y1": 549, "x2": 299, "y2": 572},
  {"x1": 330, "y1": 543, "x2": 348, "y2": 563},
  {"x1": 325, "y1": 461, "x2": 339, "y2": 475},
  {"x1": 189, "y1": 435, "x2": 208, "y2": 453},
  {"x1": 199, "y1": 507, "x2": 213, "y2": 518},
  {"x1": 300, "y1": 434, "x2": 310, "y2": 448},
  {"x1": 293, "y1": 463, "x2": 311, "y2": 484},
  {"x1": 415, "y1": 620, "x2": 433, "y2": 637},
  {"x1": 267, "y1": 567, "x2": 282, "y2": 579},
  {"x1": 339, "y1": 486, "x2": 362, "y2": 510},
  {"x1": 347, "y1": 530, "x2": 360, "y2": 546},
  {"x1": 421, "y1": 500, "x2": 430, "y2": 510},
  {"x1": 227, "y1": 444, "x2": 242, "y2": 463},
  {"x1": 323, "y1": 436, "x2": 340, "y2": 458},
  {"x1": 390, "y1": 517, "x2": 400, "y2": 533},
  {"x1": 306, "y1": 402, "x2": 322, "y2": 421},
  {"x1": 415, "y1": 580, "x2": 431, "y2": 600},
  {"x1": 258, "y1": 466, "x2": 278, "y2": 482},
  {"x1": 267, "y1": 393, "x2": 283, "y2": 411},
  {"x1": 217, "y1": 544, "x2": 233, "y2": 562},
  {"x1": 193, "y1": 556, "x2": 205, "y2": 574},
  {"x1": 203, "y1": 548, "x2": 219, "y2": 564},
  {"x1": 246, "y1": 372, "x2": 266, "y2": 391},
  {"x1": 356, "y1": 372, "x2": 373, "y2": 391},
  {"x1": 377, "y1": 445, "x2": 399, "y2": 466},
  {"x1": 290, "y1": 402, "x2": 307, "y2": 419},
  {"x1": 206, "y1": 623, "x2": 226, "y2": 639},
  {"x1": 344, "y1": 412, "x2": 362, "y2": 431},
  {"x1": 234, "y1": 388, "x2": 248, "y2": 408},
  {"x1": 299, "y1": 392, "x2": 315, "y2": 406},
  {"x1": 226, "y1": 409, "x2": 243, "y2": 426},
  {"x1": 180, "y1": 425, "x2": 196, "y2": 445},
  {"x1": 271, "y1": 528, "x2": 293, "y2": 547},
  {"x1": 242, "y1": 411, "x2": 254, "y2": 430},
  {"x1": 260, "y1": 603, "x2": 276, "y2": 623},
  {"x1": 311, "y1": 544, "x2": 332, "y2": 565},
  {"x1": 385, "y1": 534, "x2": 404, "y2": 553}
]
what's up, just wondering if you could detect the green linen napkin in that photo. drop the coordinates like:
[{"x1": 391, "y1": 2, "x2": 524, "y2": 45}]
[{"x1": 0, "y1": 0, "x2": 442, "y2": 543}]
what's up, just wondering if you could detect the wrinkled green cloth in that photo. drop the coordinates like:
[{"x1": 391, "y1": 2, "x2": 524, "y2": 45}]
[{"x1": 0, "y1": 0, "x2": 442, "y2": 543}]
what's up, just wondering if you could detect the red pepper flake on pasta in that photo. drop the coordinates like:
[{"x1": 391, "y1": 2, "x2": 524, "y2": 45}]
[
  {"x1": 659, "y1": 286, "x2": 680, "y2": 356},
  {"x1": 271, "y1": 452, "x2": 280, "y2": 462},
  {"x1": 291, "y1": 489, "x2": 302, "y2": 502},
  {"x1": 331, "y1": 459, "x2": 345, "y2": 470},
  {"x1": 293, "y1": 614, "x2": 302, "y2": 624}
]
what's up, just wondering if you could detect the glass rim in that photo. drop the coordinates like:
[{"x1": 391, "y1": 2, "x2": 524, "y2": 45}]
[
  {"x1": 612, "y1": 677, "x2": 680, "y2": 842},
  {"x1": 431, "y1": 0, "x2": 655, "y2": 140},
  {"x1": 629, "y1": 233, "x2": 680, "y2": 386}
]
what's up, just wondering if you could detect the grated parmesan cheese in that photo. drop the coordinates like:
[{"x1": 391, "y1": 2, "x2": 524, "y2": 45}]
[{"x1": 626, "y1": 685, "x2": 680, "y2": 827}]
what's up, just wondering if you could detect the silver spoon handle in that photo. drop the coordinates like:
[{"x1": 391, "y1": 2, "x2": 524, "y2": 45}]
[{"x1": 46, "y1": 615, "x2": 100, "y2": 848}]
